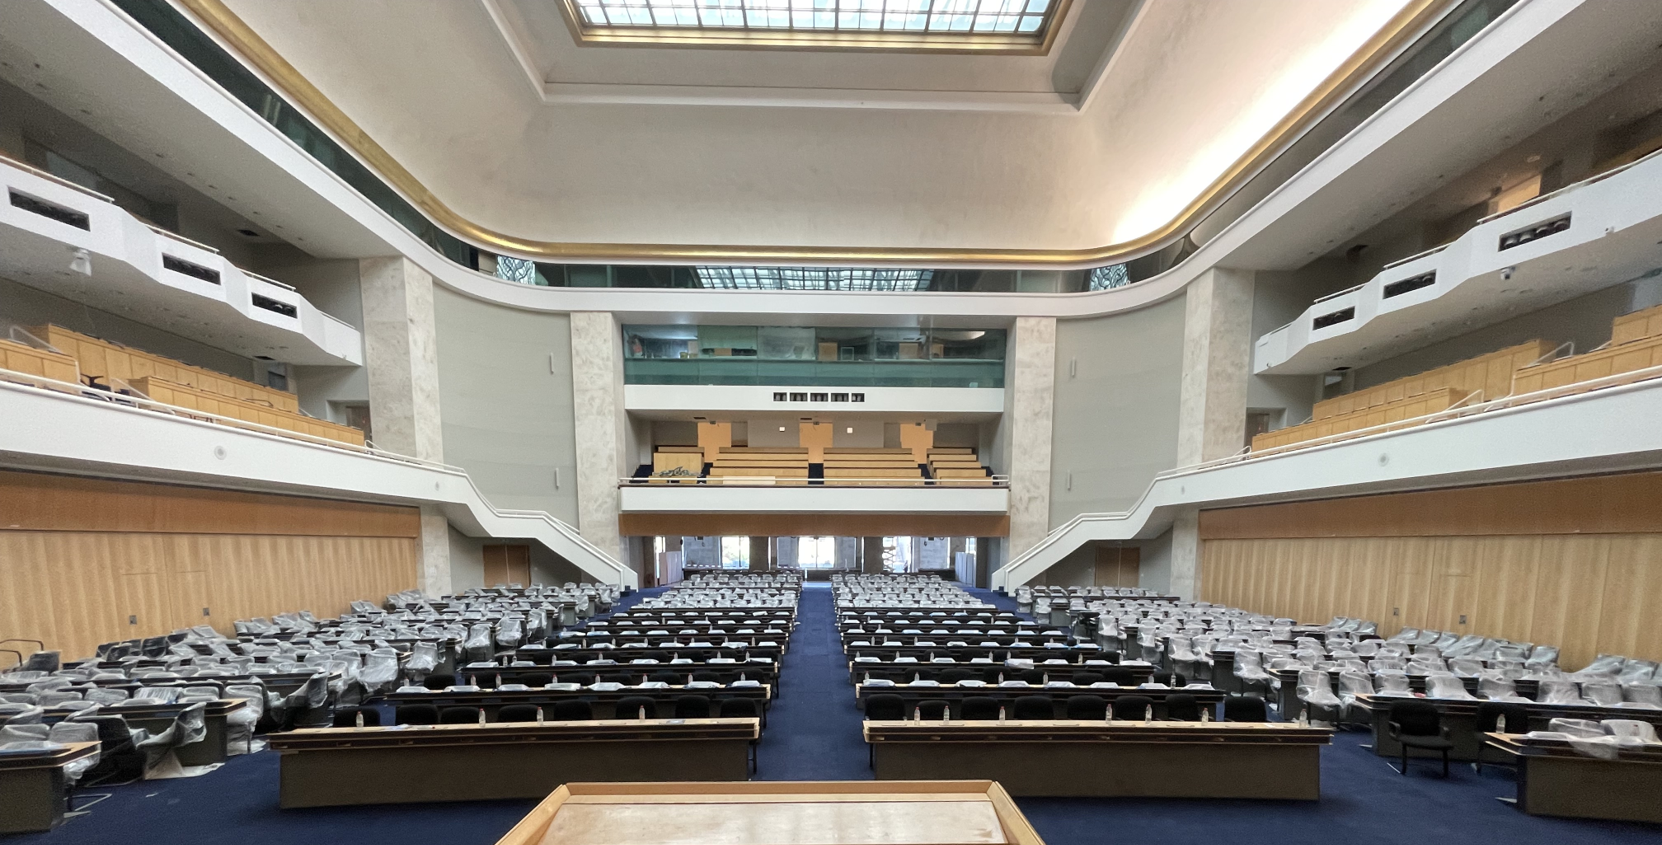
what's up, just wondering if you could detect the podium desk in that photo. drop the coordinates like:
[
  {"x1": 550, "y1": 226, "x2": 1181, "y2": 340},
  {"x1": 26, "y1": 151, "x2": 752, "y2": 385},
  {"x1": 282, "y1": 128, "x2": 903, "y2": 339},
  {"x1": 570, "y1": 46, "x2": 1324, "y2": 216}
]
[
  {"x1": 0, "y1": 742, "x2": 99, "y2": 833},
  {"x1": 1484, "y1": 733, "x2": 1662, "y2": 823},
  {"x1": 494, "y1": 780, "x2": 1044, "y2": 845},
  {"x1": 269, "y1": 718, "x2": 758, "y2": 807},
  {"x1": 865, "y1": 720, "x2": 1330, "y2": 799}
]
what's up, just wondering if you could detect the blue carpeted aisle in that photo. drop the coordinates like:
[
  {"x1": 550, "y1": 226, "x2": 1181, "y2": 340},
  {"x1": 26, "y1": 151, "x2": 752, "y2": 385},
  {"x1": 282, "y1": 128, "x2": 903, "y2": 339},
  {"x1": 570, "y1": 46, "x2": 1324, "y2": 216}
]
[{"x1": 17, "y1": 580, "x2": 1662, "y2": 844}]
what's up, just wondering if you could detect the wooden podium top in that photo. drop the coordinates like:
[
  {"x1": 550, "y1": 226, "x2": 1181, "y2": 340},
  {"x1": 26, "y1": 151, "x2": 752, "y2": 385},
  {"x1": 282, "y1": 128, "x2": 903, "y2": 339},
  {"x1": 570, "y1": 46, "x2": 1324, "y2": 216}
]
[{"x1": 496, "y1": 781, "x2": 1043, "y2": 845}]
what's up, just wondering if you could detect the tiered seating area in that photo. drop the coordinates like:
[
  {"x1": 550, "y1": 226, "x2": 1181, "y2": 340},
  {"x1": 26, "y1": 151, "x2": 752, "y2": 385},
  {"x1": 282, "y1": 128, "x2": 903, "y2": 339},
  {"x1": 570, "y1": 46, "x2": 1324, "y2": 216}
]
[
  {"x1": 643, "y1": 445, "x2": 999, "y2": 486},
  {"x1": 1513, "y1": 302, "x2": 1662, "y2": 393},
  {"x1": 0, "y1": 324, "x2": 365, "y2": 447},
  {"x1": 1253, "y1": 340, "x2": 1553, "y2": 451}
]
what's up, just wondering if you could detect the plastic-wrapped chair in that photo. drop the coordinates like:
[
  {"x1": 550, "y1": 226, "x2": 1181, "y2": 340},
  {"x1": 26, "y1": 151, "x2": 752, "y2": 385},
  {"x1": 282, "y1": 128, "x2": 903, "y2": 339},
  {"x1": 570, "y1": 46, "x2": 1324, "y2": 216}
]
[
  {"x1": 47, "y1": 720, "x2": 101, "y2": 787},
  {"x1": 1337, "y1": 671, "x2": 1374, "y2": 724},
  {"x1": 1374, "y1": 671, "x2": 1413, "y2": 696},
  {"x1": 1296, "y1": 670, "x2": 1342, "y2": 724},
  {"x1": 358, "y1": 649, "x2": 400, "y2": 696},
  {"x1": 0, "y1": 723, "x2": 50, "y2": 743},
  {"x1": 1622, "y1": 684, "x2": 1662, "y2": 708},
  {"x1": 1478, "y1": 676, "x2": 1528, "y2": 702},
  {"x1": 278, "y1": 673, "x2": 330, "y2": 729},
  {"x1": 1425, "y1": 674, "x2": 1475, "y2": 700},
  {"x1": 462, "y1": 623, "x2": 494, "y2": 665},
  {"x1": 223, "y1": 684, "x2": 267, "y2": 754},
  {"x1": 405, "y1": 641, "x2": 441, "y2": 679},
  {"x1": 1582, "y1": 681, "x2": 1624, "y2": 707},
  {"x1": 1539, "y1": 678, "x2": 1587, "y2": 705},
  {"x1": 1233, "y1": 650, "x2": 1272, "y2": 697},
  {"x1": 137, "y1": 702, "x2": 207, "y2": 776},
  {"x1": 496, "y1": 618, "x2": 525, "y2": 651},
  {"x1": 1449, "y1": 658, "x2": 1485, "y2": 678},
  {"x1": 1525, "y1": 645, "x2": 1560, "y2": 670}
]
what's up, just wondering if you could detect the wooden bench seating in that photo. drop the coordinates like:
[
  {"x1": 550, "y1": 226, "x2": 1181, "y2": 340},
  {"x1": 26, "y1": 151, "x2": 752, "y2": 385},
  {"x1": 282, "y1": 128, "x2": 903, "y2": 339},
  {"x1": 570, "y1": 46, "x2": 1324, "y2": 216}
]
[
  {"x1": 1310, "y1": 340, "x2": 1552, "y2": 420},
  {"x1": 30, "y1": 323, "x2": 299, "y2": 412},
  {"x1": 1252, "y1": 387, "x2": 1469, "y2": 451},
  {"x1": 131, "y1": 376, "x2": 366, "y2": 446},
  {"x1": 0, "y1": 338, "x2": 80, "y2": 391},
  {"x1": 1513, "y1": 332, "x2": 1662, "y2": 394}
]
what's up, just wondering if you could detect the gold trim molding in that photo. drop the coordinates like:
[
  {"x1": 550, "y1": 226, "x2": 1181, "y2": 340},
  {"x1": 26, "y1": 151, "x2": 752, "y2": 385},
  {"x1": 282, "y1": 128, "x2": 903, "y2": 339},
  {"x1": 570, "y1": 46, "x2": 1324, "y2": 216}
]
[
  {"x1": 552, "y1": 0, "x2": 1072, "y2": 56},
  {"x1": 174, "y1": 0, "x2": 1452, "y2": 267}
]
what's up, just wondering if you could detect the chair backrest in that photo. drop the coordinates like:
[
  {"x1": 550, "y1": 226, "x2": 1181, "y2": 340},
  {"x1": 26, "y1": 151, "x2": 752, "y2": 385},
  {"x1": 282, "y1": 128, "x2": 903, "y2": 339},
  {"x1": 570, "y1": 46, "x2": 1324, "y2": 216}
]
[
  {"x1": 1164, "y1": 693, "x2": 1202, "y2": 721},
  {"x1": 422, "y1": 674, "x2": 456, "y2": 691},
  {"x1": 552, "y1": 700, "x2": 594, "y2": 721},
  {"x1": 521, "y1": 673, "x2": 553, "y2": 688},
  {"x1": 1388, "y1": 700, "x2": 1441, "y2": 736},
  {"x1": 959, "y1": 696, "x2": 1000, "y2": 720},
  {"x1": 332, "y1": 706, "x2": 383, "y2": 728},
  {"x1": 718, "y1": 698, "x2": 758, "y2": 719},
  {"x1": 439, "y1": 706, "x2": 482, "y2": 724},
  {"x1": 395, "y1": 704, "x2": 439, "y2": 725},
  {"x1": 496, "y1": 704, "x2": 542, "y2": 723},
  {"x1": 1473, "y1": 701, "x2": 1530, "y2": 733},
  {"x1": 1222, "y1": 695, "x2": 1267, "y2": 722},
  {"x1": 865, "y1": 693, "x2": 905, "y2": 720},
  {"x1": 674, "y1": 695, "x2": 712, "y2": 719},
  {"x1": 1012, "y1": 695, "x2": 1055, "y2": 720},
  {"x1": 1073, "y1": 671, "x2": 1104, "y2": 685},
  {"x1": 615, "y1": 695, "x2": 657, "y2": 719},
  {"x1": 917, "y1": 700, "x2": 950, "y2": 720},
  {"x1": 1064, "y1": 695, "x2": 1108, "y2": 720},
  {"x1": 1018, "y1": 669, "x2": 1047, "y2": 684},
  {"x1": 1110, "y1": 694, "x2": 1155, "y2": 721}
]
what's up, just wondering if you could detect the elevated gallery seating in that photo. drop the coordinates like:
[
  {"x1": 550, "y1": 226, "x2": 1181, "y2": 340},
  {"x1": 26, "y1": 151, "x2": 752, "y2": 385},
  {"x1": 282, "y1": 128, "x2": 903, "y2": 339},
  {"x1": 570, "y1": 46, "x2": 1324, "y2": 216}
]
[
  {"x1": 708, "y1": 447, "x2": 810, "y2": 484},
  {"x1": 927, "y1": 447, "x2": 995, "y2": 486},
  {"x1": 823, "y1": 447, "x2": 923, "y2": 486},
  {"x1": 1513, "y1": 302, "x2": 1662, "y2": 393},
  {"x1": 5, "y1": 325, "x2": 366, "y2": 447}
]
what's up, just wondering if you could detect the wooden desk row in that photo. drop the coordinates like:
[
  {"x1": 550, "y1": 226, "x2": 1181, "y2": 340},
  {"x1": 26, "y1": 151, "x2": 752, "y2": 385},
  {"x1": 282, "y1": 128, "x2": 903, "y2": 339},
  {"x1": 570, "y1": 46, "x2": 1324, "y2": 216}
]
[
  {"x1": 271, "y1": 719, "x2": 759, "y2": 807},
  {"x1": 855, "y1": 684, "x2": 1224, "y2": 715},
  {"x1": 864, "y1": 720, "x2": 1330, "y2": 798},
  {"x1": 380, "y1": 684, "x2": 772, "y2": 720},
  {"x1": 1353, "y1": 694, "x2": 1662, "y2": 761},
  {"x1": 850, "y1": 662, "x2": 1155, "y2": 685},
  {"x1": 1483, "y1": 733, "x2": 1662, "y2": 824}
]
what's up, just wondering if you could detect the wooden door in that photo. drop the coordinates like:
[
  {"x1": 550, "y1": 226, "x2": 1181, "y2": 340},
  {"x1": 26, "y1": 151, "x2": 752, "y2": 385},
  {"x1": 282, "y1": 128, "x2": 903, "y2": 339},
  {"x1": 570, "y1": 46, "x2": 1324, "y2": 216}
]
[{"x1": 484, "y1": 545, "x2": 532, "y2": 586}]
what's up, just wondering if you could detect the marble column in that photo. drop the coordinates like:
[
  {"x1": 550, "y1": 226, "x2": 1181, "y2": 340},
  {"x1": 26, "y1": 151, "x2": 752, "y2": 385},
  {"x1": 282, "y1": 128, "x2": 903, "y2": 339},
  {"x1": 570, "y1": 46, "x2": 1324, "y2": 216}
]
[
  {"x1": 1004, "y1": 316, "x2": 1057, "y2": 560},
  {"x1": 569, "y1": 312, "x2": 625, "y2": 561},
  {"x1": 862, "y1": 537, "x2": 885, "y2": 574},
  {"x1": 361, "y1": 257, "x2": 449, "y2": 593},
  {"x1": 359, "y1": 257, "x2": 444, "y2": 461},
  {"x1": 1170, "y1": 267, "x2": 1255, "y2": 599},
  {"x1": 749, "y1": 536, "x2": 770, "y2": 572}
]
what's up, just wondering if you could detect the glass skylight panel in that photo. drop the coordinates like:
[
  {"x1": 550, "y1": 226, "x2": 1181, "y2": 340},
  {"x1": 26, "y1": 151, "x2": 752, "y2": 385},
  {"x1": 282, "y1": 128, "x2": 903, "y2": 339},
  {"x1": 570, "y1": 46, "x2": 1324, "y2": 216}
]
[
  {"x1": 694, "y1": 266, "x2": 935, "y2": 291},
  {"x1": 573, "y1": 0, "x2": 1055, "y2": 43}
]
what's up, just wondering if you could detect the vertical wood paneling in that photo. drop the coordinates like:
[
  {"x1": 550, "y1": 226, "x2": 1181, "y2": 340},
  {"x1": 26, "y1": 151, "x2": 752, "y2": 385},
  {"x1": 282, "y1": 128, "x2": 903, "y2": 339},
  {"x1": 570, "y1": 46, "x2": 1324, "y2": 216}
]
[{"x1": 1199, "y1": 533, "x2": 1661, "y2": 669}]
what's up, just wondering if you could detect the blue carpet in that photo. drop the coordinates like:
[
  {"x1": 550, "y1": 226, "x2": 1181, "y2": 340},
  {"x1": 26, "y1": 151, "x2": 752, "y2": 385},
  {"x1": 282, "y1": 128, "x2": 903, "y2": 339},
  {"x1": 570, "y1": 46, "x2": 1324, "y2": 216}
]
[{"x1": 18, "y1": 580, "x2": 1662, "y2": 843}]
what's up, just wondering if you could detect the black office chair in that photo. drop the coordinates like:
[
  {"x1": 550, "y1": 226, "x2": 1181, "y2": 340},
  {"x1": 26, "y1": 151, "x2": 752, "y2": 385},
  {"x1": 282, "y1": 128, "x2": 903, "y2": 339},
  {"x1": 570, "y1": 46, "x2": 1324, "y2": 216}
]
[
  {"x1": 718, "y1": 698, "x2": 758, "y2": 719},
  {"x1": 1064, "y1": 694, "x2": 1108, "y2": 720},
  {"x1": 1222, "y1": 695, "x2": 1268, "y2": 722},
  {"x1": 440, "y1": 706, "x2": 483, "y2": 724},
  {"x1": 960, "y1": 696, "x2": 1000, "y2": 720},
  {"x1": 520, "y1": 673, "x2": 553, "y2": 688},
  {"x1": 1150, "y1": 672, "x2": 1187, "y2": 687},
  {"x1": 552, "y1": 700, "x2": 594, "y2": 721},
  {"x1": 496, "y1": 704, "x2": 542, "y2": 723},
  {"x1": 1018, "y1": 669, "x2": 1047, "y2": 685},
  {"x1": 866, "y1": 693, "x2": 906, "y2": 721},
  {"x1": 615, "y1": 695, "x2": 657, "y2": 719},
  {"x1": 1164, "y1": 693, "x2": 1202, "y2": 721},
  {"x1": 939, "y1": 668, "x2": 975, "y2": 685},
  {"x1": 674, "y1": 695, "x2": 712, "y2": 718},
  {"x1": 646, "y1": 651, "x2": 673, "y2": 663},
  {"x1": 917, "y1": 700, "x2": 949, "y2": 721},
  {"x1": 74, "y1": 715, "x2": 145, "y2": 787},
  {"x1": 331, "y1": 706, "x2": 382, "y2": 727},
  {"x1": 1111, "y1": 694, "x2": 1155, "y2": 721},
  {"x1": 650, "y1": 670, "x2": 684, "y2": 685},
  {"x1": 1099, "y1": 650, "x2": 1121, "y2": 664},
  {"x1": 601, "y1": 672, "x2": 634, "y2": 685},
  {"x1": 422, "y1": 673, "x2": 455, "y2": 691},
  {"x1": 1103, "y1": 668, "x2": 1139, "y2": 686},
  {"x1": 1388, "y1": 700, "x2": 1453, "y2": 777},
  {"x1": 566, "y1": 672, "x2": 597, "y2": 687},
  {"x1": 395, "y1": 704, "x2": 439, "y2": 725},
  {"x1": 1012, "y1": 695, "x2": 1054, "y2": 720},
  {"x1": 1473, "y1": 701, "x2": 1531, "y2": 773},
  {"x1": 691, "y1": 671, "x2": 721, "y2": 684},
  {"x1": 1073, "y1": 671, "x2": 1104, "y2": 685}
]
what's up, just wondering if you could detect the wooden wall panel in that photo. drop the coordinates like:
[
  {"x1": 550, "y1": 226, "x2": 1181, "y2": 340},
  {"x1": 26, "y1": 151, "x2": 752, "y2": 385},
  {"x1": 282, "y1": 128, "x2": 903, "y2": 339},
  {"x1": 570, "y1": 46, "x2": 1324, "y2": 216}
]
[
  {"x1": 1199, "y1": 471, "x2": 1662, "y2": 539},
  {"x1": 0, "y1": 472, "x2": 420, "y2": 665},
  {"x1": 1201, "y1": 532, "x2": 1662, "y2": 670}
]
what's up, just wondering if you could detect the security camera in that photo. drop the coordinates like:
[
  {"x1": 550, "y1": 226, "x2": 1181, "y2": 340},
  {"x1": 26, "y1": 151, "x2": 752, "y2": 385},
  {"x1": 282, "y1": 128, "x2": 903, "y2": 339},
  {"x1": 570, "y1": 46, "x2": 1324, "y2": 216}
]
[{"x1": 1500, "y1": 266, "x2": 1516, "y2": 281}]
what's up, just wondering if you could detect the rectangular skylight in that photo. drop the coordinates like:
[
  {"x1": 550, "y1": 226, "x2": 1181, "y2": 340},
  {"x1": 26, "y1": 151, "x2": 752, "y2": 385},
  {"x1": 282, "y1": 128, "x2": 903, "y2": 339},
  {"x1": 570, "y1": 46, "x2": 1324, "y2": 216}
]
[
  {"x1": 694, "y1": 267, "x2": 935, "y2": 291},
  {"x1": 565, "y1": 0, "x2": 1063, "y2": 50}
]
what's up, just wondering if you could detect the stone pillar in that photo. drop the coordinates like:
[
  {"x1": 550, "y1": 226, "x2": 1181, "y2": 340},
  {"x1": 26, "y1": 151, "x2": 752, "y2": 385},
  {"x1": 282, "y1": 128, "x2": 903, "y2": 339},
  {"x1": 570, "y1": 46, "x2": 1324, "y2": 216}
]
[
  {"x1": 1177, "y1": 267, "x2": 1255, "y2": 466},
  {"x1": 569, "y1": 312, "x2": 626, "y2": 561},
  {"x1": 862, "y1": 537, "x2": 885, "y2": 574},
  {"x1": 360, "y1": 257, "x2": 444, "y2": 461},
  {"x1": 1171, "y1": 267, "x2": 1254, "y2": 599},
  {"x1": 749, "y1": 536, "x2": 770, "y2": 572},
  {"x1": 361, "y1": 257, "x2": 449, "y2": 593},
  {"x1": 1004, "y1": 316, "x2": 1057, "y2": 560}
]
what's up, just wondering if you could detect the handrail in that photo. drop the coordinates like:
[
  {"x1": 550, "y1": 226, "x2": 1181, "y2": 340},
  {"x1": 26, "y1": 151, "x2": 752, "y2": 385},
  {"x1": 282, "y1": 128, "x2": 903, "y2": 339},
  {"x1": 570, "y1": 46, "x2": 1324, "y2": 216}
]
[
  {"x1": 0, "y1": 149, "x2": 115, "y2": 203},
  {"x1": 7, "y1": 326, "x2": 65, "y2": 356},
  {"x1": 318, "y1": 310, "x2": 358, "y2": 331},
  {"x1": 148, "y1": 223, "x2": 221, "y2": 255},
  {"x1": 1381, "y1": 243, "x2": 1449, "y2": 270},
  {"x1": 243, "y1": 271, "x2": 297, "y2": 293},
  {"x1": 618, "y1": 475, "x2": 1010, "y2": 488},
  {"x1": 1312, "y1": 284, "x2": 1364, "y2": 305}
]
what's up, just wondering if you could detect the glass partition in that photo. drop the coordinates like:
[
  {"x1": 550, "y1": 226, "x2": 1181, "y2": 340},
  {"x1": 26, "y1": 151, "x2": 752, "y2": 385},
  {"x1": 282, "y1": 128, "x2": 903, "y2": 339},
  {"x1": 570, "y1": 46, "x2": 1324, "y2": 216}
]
[{"x1": 623, "y1": 325, "x2": 1005, "y2": 387}]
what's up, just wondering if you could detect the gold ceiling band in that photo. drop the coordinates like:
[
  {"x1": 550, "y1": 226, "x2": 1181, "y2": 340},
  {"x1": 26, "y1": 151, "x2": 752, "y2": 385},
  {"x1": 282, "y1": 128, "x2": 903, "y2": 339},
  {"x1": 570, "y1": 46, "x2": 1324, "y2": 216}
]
[
  {"x1": 175, "y1": 0, "x2": 1450, "y2": 267},
  {"x1": 552, "y1": 0, "x2": 1075, "y2": 56}
]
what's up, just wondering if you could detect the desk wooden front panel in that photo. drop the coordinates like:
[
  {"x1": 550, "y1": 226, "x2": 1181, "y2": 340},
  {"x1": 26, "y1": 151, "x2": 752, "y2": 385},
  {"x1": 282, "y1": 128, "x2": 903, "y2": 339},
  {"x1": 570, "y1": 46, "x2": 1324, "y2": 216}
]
[
  {"x1": 1485, "y1": 735, "x2": 1662, "y2": 823},
  {"x1": 0, "y1": 743, "x2": 99, "y2": 834},
  {"x1": 866, "y1": 721, "x2": 1326, "y2": 799},
  {"x1": 1357, "y1": 696, "x2": 1662, "y2": 761},
  {"x1": 272, "y1": 720, "x2": 757, "y2": 808}
]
